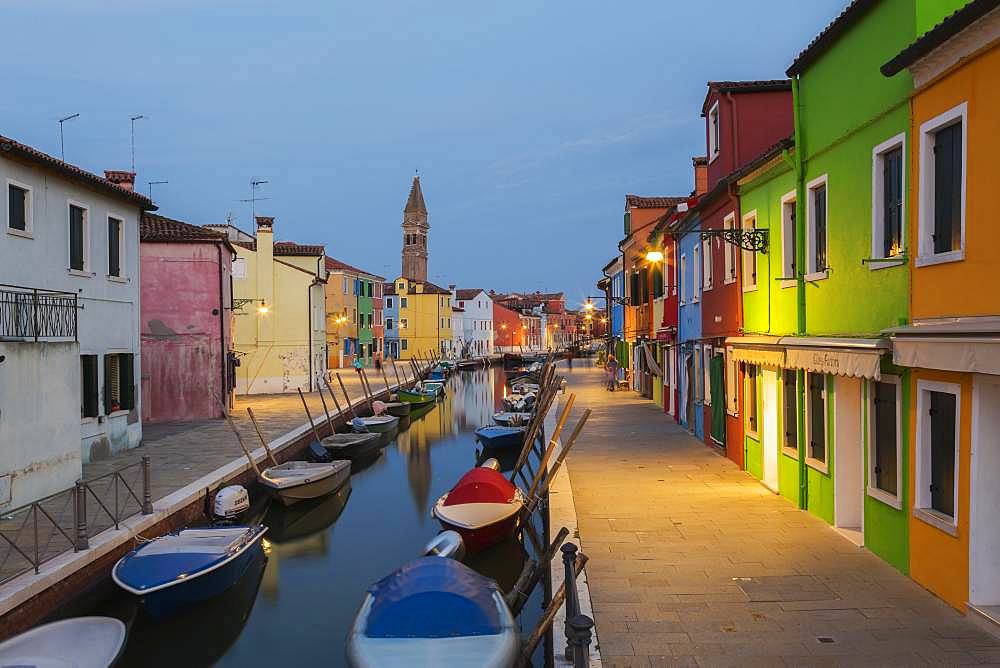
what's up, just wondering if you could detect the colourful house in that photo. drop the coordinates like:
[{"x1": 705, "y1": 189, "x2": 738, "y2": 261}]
[
  {"x1": 231, "y1": 216, "x2": 327, "y2": 394},
  {"x1": 880, "y1": 0, "x2": 1000, "y2": 613},
  {"x1": 391, "y1": 276, "x2": 452, "y2": 360},
  {"x1": 139, "y1": 214, "x2": 235, "y2": 422}
]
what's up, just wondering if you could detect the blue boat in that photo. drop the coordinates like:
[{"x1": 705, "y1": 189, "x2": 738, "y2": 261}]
[
  {"x1": 474, "y1": 425, "x2": 527, "y2": 450},
  {"x1": 346, "y1": 556, "x2": 518, "y2": 667},
  {"x1": 112, "y1": 525, "x2": 267, "y2": 618}
]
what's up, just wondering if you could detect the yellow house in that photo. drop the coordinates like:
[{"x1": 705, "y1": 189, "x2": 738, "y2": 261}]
[
  {"x1": 880, "y1": 3, "x2": 1000, "y2": 613},
  {"x1": 231, "y1": 216, "x2": 327, "y2": 394},
  {"x1": 392, "y1": 276, "x2": 452, "y2": 360}
]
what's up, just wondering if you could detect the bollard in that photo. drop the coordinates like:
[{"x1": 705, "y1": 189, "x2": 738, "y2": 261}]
[
  {"x1": 141, "y1": 456, "x2": 153, "y2": 515},
  {"x1": 567, "y1": 614, "x2": 595, "y2": 668},
  {"x1": 74, "y1": 480, "x2": 89, "y2": 551},
  {"x1": 561, "y1": 542, "x2": 581, "y2": 660}
]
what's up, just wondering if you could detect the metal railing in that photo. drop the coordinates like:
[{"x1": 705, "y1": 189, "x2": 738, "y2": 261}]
[
  {"x1": 0, "y1": 457, "x2": 152, "y2": 587},
  {"x1": 0, "y1": 284, "x2": 78, "y2": 341}
]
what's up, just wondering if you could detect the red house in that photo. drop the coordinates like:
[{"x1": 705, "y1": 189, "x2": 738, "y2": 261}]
[{"x1": 690, "y1": 80, "x2": 793, "y2": 464}]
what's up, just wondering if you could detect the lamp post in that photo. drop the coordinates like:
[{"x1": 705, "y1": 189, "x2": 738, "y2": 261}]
[{"x1": 642, "y1": 249, "x2": 664, "y2": 397}]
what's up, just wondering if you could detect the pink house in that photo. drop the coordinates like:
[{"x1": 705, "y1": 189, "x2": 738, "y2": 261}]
[{"x1": 140, "y1": 214, "x2": 235, "y2": 422}]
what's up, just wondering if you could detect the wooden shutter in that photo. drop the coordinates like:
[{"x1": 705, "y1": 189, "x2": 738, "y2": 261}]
[
  {"x1": 883, "y1": 148, "x2": 903, "y2": 256},
  {"x1": 783, "y1": 370, "x2": 797, "y2": 449},
  {"x1": 120, "y1": 353, "x2": 135, "y2": 410},
  {"x1": 103, "y1": 354, "x2": 113, "y2": 415},
  {"x1": 81, "y1": 355, "x2": 99, "y2": 418},
  {"x1": 108, "y1": 218, "x2": 121, "y2": 277},
  {"x1": 873, "y1": 381, "x2": 897, "y2": 495},
  {"x1": 814, "y1": 186, "x2": 827, "y2": 272},
  {"x1": 933, "y1": 123, "x2": 962, "y2": 254},
  {"x1": 929, "y1": 390, "x2": 956, "y2": 516},
  {"x1": 809, "y1": 373, "x2": 825, "y2": 462},
  {"x1": 69, "y1": 206, "x2": 85, "y2": 270}
]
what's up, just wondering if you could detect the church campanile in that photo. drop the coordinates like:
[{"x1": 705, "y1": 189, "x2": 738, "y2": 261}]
[{"x1": 401, "y1": 175, "x2": 429, "y2": 282}]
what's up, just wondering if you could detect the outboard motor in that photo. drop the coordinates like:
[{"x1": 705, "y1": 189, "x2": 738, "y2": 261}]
[
  {"x1": 307, "y1": 441, "x2": 333, "y2": 463},
  {"x1": 351, "y1": 417, "x2": 370, "y2": 433},
  {"x1": 423, "y1": 530, "x2": 466, "y2": 561},
  {"x1": 212, "y1": 485, "x2": 250, "y2": 522}
]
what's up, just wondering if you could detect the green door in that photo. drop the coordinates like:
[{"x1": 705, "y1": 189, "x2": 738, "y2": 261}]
[{"x1": 710, "y1": 353, "x2": 725, "y2": 444}]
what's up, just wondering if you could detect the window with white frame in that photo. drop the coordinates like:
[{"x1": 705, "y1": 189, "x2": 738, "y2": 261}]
[
  {"x1": 868, "y1": 376, "x2": 902, "y2": 508},
  {"x1": 386, "y1": 318, "x2": 394, "y2": 330},
  {"x1": 741, "y1": 211, "x2": 757, "y2": 290},
  {"x1": 708, "y1": 101, "x2": 721, "y2": 161},
  {"x1": 725, "y1": 349, "x2": 738, "y2": 416},
  {"x1": 7, "y1": 180, "x2": 32, "y2": 237},
  {"x1": 780, "y1": 192, "x2": 796, "y2": 287},
  {"x1": 68, "y1": 202, "x2": 89, "y2": 272},
  {"x1": 385, "y1": 297, "x2": 393, "y2": 308},
  {"x1": 915, "y1": 380, "x2": 960, "y2": 529},
  {"x1": 670, "y1": 242, "x2": 678, "y2": 295},
  {"x1": 918, "y1": 103, "x2": 966, "y2": 266},
  {"x1": 723, "y1": 213, "x2": 737, "y2": 284},
  {"x1": 871, "y1": 133, "x2": 906, "y2": 265},
  {"x1": 679, "y1": 253, "x2": 687, "y2": 304},
  {"x1": 782, "y1": 369, "x2": 799, "y2": 458},
  {"x1": 692, "y1": 245, "x2": 701, "y2": 302},
  {"x1": 806, "y1": 175, "x2": 828, "y2": 279},
  {"x1": 745, "y1": 364, "x2": 758, "y2": 435},
  {"x1": 400, "y1": 297, "x2": 408, "y2": 308},
  {"x1": 703, "y1": 344, "x2": 712, "y2": 405},
  {"x1": 701, "y1": 237, "x2": 712, "y2": 291},
  {"x1": 232, "y1": 257, "x2": 247, "y2": 279},
  {"x1": 806, "y1": 372, "x2": 828, "y2": 470}
]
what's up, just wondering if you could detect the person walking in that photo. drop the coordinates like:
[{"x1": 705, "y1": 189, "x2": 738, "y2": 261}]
[{"x1": 606, "y1": 355, "x2": 619, "y2": 391}]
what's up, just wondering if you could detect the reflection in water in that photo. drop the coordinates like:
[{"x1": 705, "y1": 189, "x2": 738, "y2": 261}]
[{"x1": 264, "y1": 483, "x2": 352, "y2": 545}]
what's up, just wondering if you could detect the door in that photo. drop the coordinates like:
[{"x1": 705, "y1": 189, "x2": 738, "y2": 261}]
[
  {"x1": 971, "y1": 376, "x2": 1000, "y2": 606},
  {"x1": 834, "y1": 376, "x2": 863, "y2": 540},
  {"x1": 762, "y1": 369, "x2": 779, "y2": 491},
  {"x1": 710, "y1": 353, "x2": 725, "y2": 444},
  {"x1": 684, "y1": 353, "x2": 694, "y2": 428}
]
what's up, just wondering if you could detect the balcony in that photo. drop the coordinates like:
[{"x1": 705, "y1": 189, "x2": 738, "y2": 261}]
[{"x1": 0, "y1": 284, "x2": 77, "y2": 342}]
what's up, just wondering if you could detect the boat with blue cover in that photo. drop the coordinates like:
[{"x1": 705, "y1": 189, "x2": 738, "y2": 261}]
[
  {"x1": 346, "y1": 556, "x2": 518, "y2": 667},
  {"x1": 112, "y1": 524, "x2": 267, "y2": 618},
  {"x1": 474, "y1": 425, "x2": 527, "y2": 450}
]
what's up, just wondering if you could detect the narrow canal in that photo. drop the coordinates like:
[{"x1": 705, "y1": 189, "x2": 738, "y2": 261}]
[{"x1": 69, "y1": 367, "x2": 550, "y2": 667}]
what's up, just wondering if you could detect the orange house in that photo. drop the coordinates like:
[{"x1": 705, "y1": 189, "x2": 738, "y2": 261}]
[{"x1": 881, "y1": 3, "x2": 1000, "y2": 614}]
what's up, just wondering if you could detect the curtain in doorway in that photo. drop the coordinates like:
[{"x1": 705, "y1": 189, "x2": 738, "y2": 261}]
[{"x1": 710, "y1": 353, "x2": 725, "y2": 444}]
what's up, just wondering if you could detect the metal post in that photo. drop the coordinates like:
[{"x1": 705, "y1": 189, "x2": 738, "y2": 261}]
[
  {"x1": 567, "y1": 614, "x2": 595, "y2": 668},
  {"x1": 32, "y1": 289, "x2": 39, "y2": 342},
  {"x1": 74, "y1": 480, "x2": 89, "y2": 550},
  {"x1": 33, "y1": 504, "x2": 39, "y2": 574},
  {"x1": 141, "y1": 456, "x2": 153, "y2": 514},
  {"x1": 562, "y1": 542, "x2": 581, "y2": 660}
]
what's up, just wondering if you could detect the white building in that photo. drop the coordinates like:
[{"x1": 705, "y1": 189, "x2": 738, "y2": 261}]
[
  {"x1": 0, "y1": 135, "x2": 153, "y2": 509},
  {"x1": 451, "y1": 288, "x2": 494, "y2": 358}
]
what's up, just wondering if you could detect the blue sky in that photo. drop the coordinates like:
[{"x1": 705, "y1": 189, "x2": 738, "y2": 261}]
[{"x1": 1, "y1": 0, "x2": 845, "y2": 306}]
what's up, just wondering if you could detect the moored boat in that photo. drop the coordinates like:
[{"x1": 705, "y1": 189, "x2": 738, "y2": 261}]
[
  {"x1": 113, "y1": 524, "x2": 268, "y2": 618},
  {"x1": 381, "y1": 401, "x2": 411, "y2": 417},
  {"x1": 474, "y1": 425, "x2": 527, "y2": 450},
  {"x1": 492, "y1": 411, "x2": 533, "y2": 427},
  {"x1": 356, "y1": 415, "x2": 400, "y2": 434},
  {"x1": 432, "y1": 464, "x2": 525, "y2": 552},
  {"x1": 397, "y1": 387, "x2": 436, "y2": 405},
  {"x1": 259, "y1": 460, "x2": 350, "y2": 506},
  {"x1": 321, "y1": 432, "x2": 382, "y2": 459},
  {"x1": 0, "y1": 617, "x2": 127, "y2": 668},
  {"x1": 420, "y1": 380, "x2": 445, "y2": 396},
  {"x1": 346, "y1": 557, "x2": 517, "y2": 668}
]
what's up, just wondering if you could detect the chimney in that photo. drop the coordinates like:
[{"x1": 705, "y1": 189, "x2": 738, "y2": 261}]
[
  {"x1": 692, "y1": 156, "x2": 708, "y2": 196},
  {"x1": 104, "y1": 170, "x2": 135, "y2": 191},
  {"x1": 255, "y1": 216, "x2": 274, "y2": 232}
]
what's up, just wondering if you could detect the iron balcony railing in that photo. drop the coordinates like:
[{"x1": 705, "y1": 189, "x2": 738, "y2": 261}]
[{"x1": 0, "y1": 284, "x2": 78, "y2": 341}]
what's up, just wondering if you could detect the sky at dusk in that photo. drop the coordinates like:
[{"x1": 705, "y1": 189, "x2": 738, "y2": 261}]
[{"x1": 1, "y1": 0, "x2": 845, "y2": 307}]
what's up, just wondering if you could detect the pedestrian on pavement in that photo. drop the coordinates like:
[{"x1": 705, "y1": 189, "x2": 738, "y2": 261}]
[
  {"x1": 606, "y1": 356, "x2": 619, "y2": 391},
  {"x1": 353, "y1": 356, "x2": 363, "y2": 378}
]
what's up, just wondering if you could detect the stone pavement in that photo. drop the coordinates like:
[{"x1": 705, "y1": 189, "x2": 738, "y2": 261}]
[{"x1": 561, "y1": 364, "x2": 1000, "y2": 667}]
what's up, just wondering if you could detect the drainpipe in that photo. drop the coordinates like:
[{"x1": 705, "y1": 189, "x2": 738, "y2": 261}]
[
  {"x1": 216, "y1": 243, "x2": 228, "y2": 412},
  {"x1": 792, "y1": 75, "x2": 808, "y2": 510},
  {"x1": 308, "y1": 280, "x2": 314, "y2": 391},
  {"x1": 726, "y1": 92, "x2": 739, "y2": 170}
]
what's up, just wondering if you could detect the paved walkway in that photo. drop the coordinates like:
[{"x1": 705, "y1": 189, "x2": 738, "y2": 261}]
[{"x1": 561, "y1": 364, "x2": 1000, "y2": 667}]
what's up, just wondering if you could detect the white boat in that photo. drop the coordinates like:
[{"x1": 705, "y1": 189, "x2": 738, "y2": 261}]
[
  {"x1": 357, "y1": 415, "x2": 400, "y2": 434},
  {"x1": 0, "y1": 616, "x2": 127, "y2": 668},
  {"x1": 259, "y1": 460, "x2": 350, "y2": 506}
]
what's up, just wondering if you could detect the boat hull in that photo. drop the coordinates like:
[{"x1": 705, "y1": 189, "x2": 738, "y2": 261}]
[
  {"x1": 475, "y1": 427, "x2": 526, "y2": 450},
  {"x1": 322, "y1": 433, "x2": 382, "y2": 460},
  {"x1": 397, "y1": 389, "x2": 435, "y2": 405},
  {"x1": 362, "y1": 416, "x2": 400, "y2": 434},
  {"x1": 436, "y1": 513, "x2": 519, "y2": 553},
  {"x1": 383, "y1": 402, "x2": 411, "y2": 417},
  {"x1": 268, "y1": 466, "x2": 350, "y2": 506}
]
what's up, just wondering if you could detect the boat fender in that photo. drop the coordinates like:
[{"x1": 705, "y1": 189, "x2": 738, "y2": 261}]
[
  {"x1": 307, "y1": 441, "x2": 333, "y2": 463},
  {"x1": 480, "y1": 458, "x2": 501, "y2": 471},
  {"x1": 213, "y1": 485, "x2": 250, "y2": 520},
  {"x1": 424, "y1": 530, "x2": 465, "y2": 560}
]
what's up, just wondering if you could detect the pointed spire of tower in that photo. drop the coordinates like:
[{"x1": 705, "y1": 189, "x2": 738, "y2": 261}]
[{"x1": 404, "y1": 175, "x2": 427, "y2": 216}]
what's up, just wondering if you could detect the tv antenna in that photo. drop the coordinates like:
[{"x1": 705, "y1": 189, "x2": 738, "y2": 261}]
[
  {"x1": 130, "y1": 115, "x2": 145, "y2": 173},
  {"x1": 239, "y1": 178, "x2": 270, "y2": 223},
  {"x1": 58, "y1": 113, "x2": 80, "y2": 161},
  {"x1": 147, "y1": 180, "x2": 168, "y2": 200}
]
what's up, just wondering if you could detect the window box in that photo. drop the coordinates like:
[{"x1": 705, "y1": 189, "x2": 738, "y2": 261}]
[{"x1": 917, "y1": 103, "x2": 966, "y2": 267}]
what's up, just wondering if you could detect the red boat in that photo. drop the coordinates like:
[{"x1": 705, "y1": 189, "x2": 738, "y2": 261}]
[{"x1": 432, "y1": 463, "x2": 525, "y2": 553}]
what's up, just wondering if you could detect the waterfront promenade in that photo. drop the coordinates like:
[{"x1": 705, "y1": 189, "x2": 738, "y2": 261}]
[{"x1": 561, "y1": 364, "x2": 1000, "y2": 666}]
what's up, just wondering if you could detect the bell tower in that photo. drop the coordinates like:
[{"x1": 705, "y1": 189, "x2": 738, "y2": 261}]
[{"x1": 401, "y1": 175, "x2": 428, "y2": 282}]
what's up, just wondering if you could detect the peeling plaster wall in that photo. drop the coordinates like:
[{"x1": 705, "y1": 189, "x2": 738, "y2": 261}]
[
  {"x1": 0, "y1": 342, "x2": 81, "y2": 509},
  {"x1": 140, "y1": 242, "x2": 230, "y2": 422}
]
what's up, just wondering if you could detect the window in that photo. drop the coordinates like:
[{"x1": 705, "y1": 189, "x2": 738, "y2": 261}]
[
  {"x1": 918, "y1": 103, "x2": 966, "y2": 266},
  {"x1": 679, "y1": 254, "x2": 687, "y2": 303},
  {"x1": 385, "y1": 318, "x2": 393, "y2": 330},
  {"x1": 400, "y1": 318, "x2": 408, "y2": 329},
  {"x1": 782, "y1": 370, "x2": 798, "y2": 457},
  {"x1": 701, "y1": 237, "x2": 712, "y2": 291},
  {"x1": 397, "y1": 282, "x2": 405, "y2": 291},
  {"x1": 871, "y1": 134, "x2": 906, "y2": 266},
  {"x1": 7, "y1": 180, "x2": 31, "y2": 236},
  {"x1": 232, "y1": 257, "x2": 247, "y2": 279},
  {"x1": 725, "y1": 349, "x2": 738, "y2": 416},
  {"x1": 107, "y1": 217, "x2": 123, "y2": 277},
  {"x1": 916, "y1": 381, "x2": 960, "y2": 529},
  {"x1": 868, "y1": 376, "x2": 901, "y2": 508},
  {"x1": 780, "y1": 192, "x2": 796, "y2": 287},
  {"x1": 723, "y1": 213, "x2": 736, "y2": 284},
  {"x1": 367, "y1": 282, "x2": 373, "y2": 297},
  {"x1": 692, "y1": 245, "x2": 700, "y2": 303},
  {"x1": 386, "y1": 297, "x2": 393, "y2": 308},
  {"x1": 401, "y1": 339, "x2": 408, "y2": 351},
  {"x1": 708, "y1": 101, "x2": 720, "y2": 161},
  {"x1": 400, "y1": 297, "x2": 408, "y2": 308},
  {"x1": 104, "y1": 353, "x2": 135, "y2": 414},
  {"x1": 694, "y1": 346, "x2": 703, "y2": 403},
  {"x1": 68, "y1": 202, "x2": 88, "y2": 272},
  {"x1": 806, "y1": 176, "x2": 828, "y2": 279},
  {"x1": 806, "y1": 372, "x2": 827, "y2": 469},
  {"x1": 703, "y1": 344, "x2": 712, "y2": 405},
  {"x1": 81, "y1": 355, "x2": 99, "y2": 418},
  {"x1": 745, "y1": 365, "x2": 758, "y2": 435},
  {"x1": 741, "y1": 211, "x2": 757, "y2": 291}
]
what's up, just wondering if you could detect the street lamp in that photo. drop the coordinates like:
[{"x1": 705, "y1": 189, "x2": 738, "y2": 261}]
[{"x1": 257, "y1": 301, "x2": 270, "y2": 315}]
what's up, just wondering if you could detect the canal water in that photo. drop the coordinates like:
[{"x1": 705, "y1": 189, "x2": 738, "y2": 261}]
[{"x1": 71, "y1": 367, "x2": 551, "y2": 667}]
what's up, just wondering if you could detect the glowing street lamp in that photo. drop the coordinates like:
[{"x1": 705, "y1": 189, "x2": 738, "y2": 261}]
[
  {"x1": 257, "y1": 301, "x2": 270, "y2": 315},
  {"x1": 645, "y1": 250, "x2": 664, "y2": 263}
]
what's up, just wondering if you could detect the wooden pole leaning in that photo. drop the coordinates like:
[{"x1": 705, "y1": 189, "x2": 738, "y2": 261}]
[
  {"x1": 215, "y1": 395, "x2": 261, "y2": 476},
  {"x1": 246, "y1": 407, "x2": 279, "y2": 467},
  {"x1": 316, "y1": 383, "x2": 336, "y2": 434},
  {"x1": 390, "y1": 358, "x2": 403, "y2": 388},
  {"x1": 524, "y1": 408, "x2": 591, "y2": 515},
  {"x1": 335, "y1": 373, "x2": 358, "y2": 419},
  {"x1": 359, "y1": 369, "x2": 375, "y2": 413},
  {"x1": 296, "y1": 388, "x2": 325, "y2": 444},
  {"x1": 516, "y1": 552, "x2": 589, "y2": 667},
  {"x1": 524, "y1": 394, "x2": 576, "y2": 501},
  {"x1": 323, "y1": 377, "x2": 345, "y2": 422}
]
